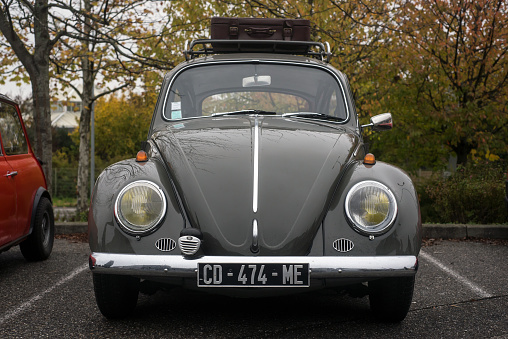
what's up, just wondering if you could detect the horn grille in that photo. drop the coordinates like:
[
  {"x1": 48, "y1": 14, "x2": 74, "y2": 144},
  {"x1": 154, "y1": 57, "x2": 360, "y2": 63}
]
[
  {"x1": 155, "y1": 238, "x2": 176, "y2": 252},
  {"x1": 333, "y1": 238, "x2": 354, "y2": 253},
  {"x1": 178, "y1": 236, "x2": 201, "y2": 255}
]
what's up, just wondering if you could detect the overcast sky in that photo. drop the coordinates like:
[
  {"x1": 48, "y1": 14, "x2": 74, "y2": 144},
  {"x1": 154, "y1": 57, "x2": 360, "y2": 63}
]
[{"x1": 0, "y1": 82, "x2": 31, "y2": 99}]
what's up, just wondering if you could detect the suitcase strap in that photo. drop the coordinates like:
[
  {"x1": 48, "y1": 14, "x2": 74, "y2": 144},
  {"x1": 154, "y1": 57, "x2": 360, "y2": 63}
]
[{"x1": 283, "y1": 28, "x2": 292, "y2": 40}]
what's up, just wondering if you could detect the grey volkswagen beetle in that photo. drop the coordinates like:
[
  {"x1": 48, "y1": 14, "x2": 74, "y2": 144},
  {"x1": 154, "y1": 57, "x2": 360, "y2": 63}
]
[{"x1": 88, "y1": 39, "x2": 421, "y2": 322}]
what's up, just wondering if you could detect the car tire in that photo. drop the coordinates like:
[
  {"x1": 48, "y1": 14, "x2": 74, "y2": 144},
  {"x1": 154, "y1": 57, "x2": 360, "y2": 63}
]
[
  {"x1": 368, "y1": 275, "x2": 415, "y2": 322},
  {"x1": 20, "y1": 197, "x2": 54, "y2": 261},
  {"x1": 93, "y1": 273, "x2": 140, "y2": 319}
]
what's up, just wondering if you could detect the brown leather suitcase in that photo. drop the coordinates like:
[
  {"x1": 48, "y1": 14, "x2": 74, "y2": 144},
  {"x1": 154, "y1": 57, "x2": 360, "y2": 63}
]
[
  {"x1": 210, "y1": 17, "x2": 311, "y2": 52},
  {"x1": 211, "y1": 17, "x2": 310, "y2": 41}
]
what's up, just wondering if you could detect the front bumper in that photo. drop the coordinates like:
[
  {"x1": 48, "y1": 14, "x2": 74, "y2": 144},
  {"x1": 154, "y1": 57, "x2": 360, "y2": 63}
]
[{"x1": 89, "y1": 253, "x2": 418, "y2": 279}]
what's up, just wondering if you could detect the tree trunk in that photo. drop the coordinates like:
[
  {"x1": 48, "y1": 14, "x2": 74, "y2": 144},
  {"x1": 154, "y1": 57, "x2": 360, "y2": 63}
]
[
  {"x1": 451, "y1": 139, "x2": 475, "y2": 167},
  {"x1": 0, "y1": 0, "x2": 53, "y2": 191},
  {"x1": 76, "y1": 95, "x2": 91, "y2": 214},
  {"x1": 31, "y1": 71, "x2": 52, "y2": 191},
  {"x1": 33, "y1": 0, "x2": 53, "y2": 191},
  {"x1": 76, "y1": 0, "x2": 94, "y2": 215},
  {"x1": 0, "y1": 0, "x2": 53, "y2": 192}
]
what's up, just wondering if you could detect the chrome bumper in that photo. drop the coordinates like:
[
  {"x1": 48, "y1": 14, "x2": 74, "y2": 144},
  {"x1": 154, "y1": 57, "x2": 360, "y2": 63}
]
[{"x1": 89, "y1": 253, "x2": 418, "y2": 279}]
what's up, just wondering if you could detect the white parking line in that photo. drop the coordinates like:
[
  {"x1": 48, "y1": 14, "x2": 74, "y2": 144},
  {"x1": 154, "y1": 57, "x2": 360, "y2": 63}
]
[
  {"x1": 0, "y1": 263, "x2": 88, "y2": 325},
  {"x1": 419, "y1": 250, "x2": 492, "y2": 299}
]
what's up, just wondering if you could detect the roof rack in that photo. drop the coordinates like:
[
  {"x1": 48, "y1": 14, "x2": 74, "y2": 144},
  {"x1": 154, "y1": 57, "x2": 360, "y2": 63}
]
[{"x1": 184, "y1": 39, "x2": 332, "y2": 63}]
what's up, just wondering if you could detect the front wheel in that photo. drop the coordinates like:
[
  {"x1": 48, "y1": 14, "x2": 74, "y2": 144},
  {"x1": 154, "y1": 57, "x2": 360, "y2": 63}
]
[
  {"x1": 20, "y1": 197, "x2": 54, "y2": 261},
  {"x1": 369, "y1": 276, "x2": 415, "y2": 322},
  {"x1": 93, "y1": 273, "x2": 140, "y2": 319}
]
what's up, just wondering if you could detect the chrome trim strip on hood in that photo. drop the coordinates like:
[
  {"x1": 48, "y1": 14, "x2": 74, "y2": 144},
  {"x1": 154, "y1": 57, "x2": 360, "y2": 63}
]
[
  {"x1": 89, "y1": 253, "x2": 418, "y2": 279},
  {"x1": 253, "y1": 117, "x2": 259, "y2": 213},
  {"x1": 251, "y1": 219, "x2": 259, "y2": 253}
]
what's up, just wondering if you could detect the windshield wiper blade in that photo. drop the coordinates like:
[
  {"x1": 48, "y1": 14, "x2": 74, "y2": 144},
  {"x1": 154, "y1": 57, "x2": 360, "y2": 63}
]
[
  {"x1": 282, "y1": 112, "x2": 345, "y2": 122},
  {"x1": 211, "y1": 109, "x2": 277, "y2": 117}
]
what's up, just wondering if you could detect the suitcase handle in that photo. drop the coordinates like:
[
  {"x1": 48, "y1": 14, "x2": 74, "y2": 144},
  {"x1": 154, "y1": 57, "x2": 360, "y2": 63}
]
[{"x1": 244, "y1": 27, "x2": 277, "y2": 37}]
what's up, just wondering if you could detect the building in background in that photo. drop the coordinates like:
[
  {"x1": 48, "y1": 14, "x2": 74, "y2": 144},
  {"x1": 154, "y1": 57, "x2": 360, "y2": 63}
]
[{"x1": 51, "y1": 92, "x2": 82, "y2": 131}]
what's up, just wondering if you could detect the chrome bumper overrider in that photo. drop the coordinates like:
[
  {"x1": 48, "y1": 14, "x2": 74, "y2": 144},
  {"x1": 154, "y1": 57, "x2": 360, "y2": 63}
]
[{"x1": 89, "y1": 253, "x2": 418, "y2": 279}]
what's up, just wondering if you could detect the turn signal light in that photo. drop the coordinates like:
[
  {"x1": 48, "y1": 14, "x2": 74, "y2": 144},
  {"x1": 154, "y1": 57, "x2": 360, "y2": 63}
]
[
  {"x1": 136, "y1": 150, "x2": 148, "y2": 162},
  {"x1": 364, "y1": 153, "x2": 376, "y2": 165}
]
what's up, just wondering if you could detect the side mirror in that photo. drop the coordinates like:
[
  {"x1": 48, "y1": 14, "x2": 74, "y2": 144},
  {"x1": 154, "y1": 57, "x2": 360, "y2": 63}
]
[{"x1": 361, "y1": 113, "x2": 393, "y2": 131}]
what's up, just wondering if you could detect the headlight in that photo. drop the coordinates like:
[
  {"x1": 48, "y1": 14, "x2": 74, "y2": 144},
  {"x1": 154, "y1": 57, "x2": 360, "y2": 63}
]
[
  {"x1": 114, "y1": 180, "x2": 166, "y2": 235},
  {"x1": 345, "y1": 181, "x2": 397, "y2": 235}
]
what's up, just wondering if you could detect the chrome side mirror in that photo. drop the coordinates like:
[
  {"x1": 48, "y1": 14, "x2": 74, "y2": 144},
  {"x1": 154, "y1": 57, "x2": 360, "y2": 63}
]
[{"x1": 361, "y1": 113, "x2": 393, "y2": 131}]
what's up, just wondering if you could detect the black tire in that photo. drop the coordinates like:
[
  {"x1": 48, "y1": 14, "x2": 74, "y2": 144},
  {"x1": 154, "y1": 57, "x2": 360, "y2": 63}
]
[
  {"x1": 20, "y1": 196, "x2": 54, "y2": 261},
  {"x1": 369, "y1": 275, "x2": 415, "y2": 322},
  {"x1": 93, "y1": 273, "x2": 139, "y2": 319}
]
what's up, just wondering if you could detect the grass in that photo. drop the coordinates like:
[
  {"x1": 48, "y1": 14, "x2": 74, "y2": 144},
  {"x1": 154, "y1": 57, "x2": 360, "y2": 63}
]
[{"x1": 52, "y1": 197, "x2": 77, "y2": 207}]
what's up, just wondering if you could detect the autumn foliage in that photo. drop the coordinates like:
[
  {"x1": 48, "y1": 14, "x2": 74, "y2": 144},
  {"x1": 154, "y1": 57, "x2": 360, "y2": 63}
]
[
  {"x1": 1, "y1": 0, "x2": 507, "y2": 197},
  {"x1": 383, "y1": 0, "x2": 508, "y2": 168},
  {"x1": 153, "y1": 0, "x2": 507, "y2": 170}
]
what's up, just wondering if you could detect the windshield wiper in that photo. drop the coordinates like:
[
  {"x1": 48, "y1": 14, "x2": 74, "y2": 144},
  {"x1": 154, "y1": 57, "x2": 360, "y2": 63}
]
[
  {"x1": 282, "y1": 112, "x2": 345, "y2": 122},
  {"x1": 211, "y1": 109, "x2": 277, "y2": 117}
]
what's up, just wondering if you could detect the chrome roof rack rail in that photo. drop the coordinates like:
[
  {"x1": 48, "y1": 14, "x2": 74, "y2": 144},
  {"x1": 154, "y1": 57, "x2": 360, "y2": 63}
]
[{"x1": 184, "y1": 39, "x2": 332, "y2": 63}]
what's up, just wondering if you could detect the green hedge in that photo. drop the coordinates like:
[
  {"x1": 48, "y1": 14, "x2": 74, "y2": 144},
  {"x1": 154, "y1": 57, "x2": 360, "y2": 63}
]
[{"x1": 418, "y1": 162, "x2": 508, "y2": 224}]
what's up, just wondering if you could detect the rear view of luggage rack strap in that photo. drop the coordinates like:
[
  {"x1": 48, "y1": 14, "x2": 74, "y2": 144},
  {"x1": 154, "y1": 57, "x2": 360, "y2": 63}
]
[{"x1": 184, "y1": 39, "x2": 332, "y2": 62}]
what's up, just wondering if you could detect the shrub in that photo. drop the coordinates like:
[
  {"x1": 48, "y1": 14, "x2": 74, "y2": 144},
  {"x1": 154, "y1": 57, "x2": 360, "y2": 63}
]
[
  {"x1": 422, "y1": 162, "x2": 507, "y2": 224},
  {"x1": 415, "y1": 180, "x2": 441, "y2": 224}
]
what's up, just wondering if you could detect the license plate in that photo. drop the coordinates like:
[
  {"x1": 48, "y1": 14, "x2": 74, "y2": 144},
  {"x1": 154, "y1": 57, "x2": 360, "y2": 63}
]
[{"x1": 197, "y1": 263, "x2": 309, "y2": 287}]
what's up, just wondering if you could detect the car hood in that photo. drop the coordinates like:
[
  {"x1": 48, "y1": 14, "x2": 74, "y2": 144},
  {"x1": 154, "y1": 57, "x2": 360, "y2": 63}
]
[{"x1": 151, "y1": 116, "x2": 359, "y2": 255}]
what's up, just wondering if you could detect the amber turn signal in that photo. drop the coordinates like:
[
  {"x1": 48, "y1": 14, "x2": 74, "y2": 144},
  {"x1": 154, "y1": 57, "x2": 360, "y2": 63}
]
[
  {"x1": 363, "y1": 153, "x2": 376, "y2": 165},
  {"x1": 136, "y1": 150, "x2": 148, "y2": 162}
]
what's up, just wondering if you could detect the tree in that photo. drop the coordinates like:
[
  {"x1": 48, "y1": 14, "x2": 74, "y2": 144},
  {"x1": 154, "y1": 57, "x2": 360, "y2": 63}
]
[
  {"x1": 392, "y1": 0, "x2": 508, "y2": 166},
  {"x1": 51, "y1": 0, "x2": 188, "y2": 213},
  {"x1": 51, "y1": 0, "x2": 138, "y2": 213},
  {"x1": 1, "y1": 0, "x2": 178, "y2": 212},
  {"x1": 0, "y1": 0, "x2": 56, "y2": 188},
  {"x1": 92, "y1": 93, "x2": 154, "y2": 164}
]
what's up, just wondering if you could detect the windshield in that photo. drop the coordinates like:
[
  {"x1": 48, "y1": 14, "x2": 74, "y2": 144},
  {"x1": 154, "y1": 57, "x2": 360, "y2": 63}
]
[{"x1": 163, "y1": 63, "x2": 348, "y2": 121}]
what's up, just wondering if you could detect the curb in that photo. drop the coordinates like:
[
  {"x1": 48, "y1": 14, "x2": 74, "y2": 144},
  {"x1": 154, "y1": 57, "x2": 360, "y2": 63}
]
[
  {"x1": 56, "y1": 222, "x2": 508, "y2": 240},
  {"x1": 55, "y1": 222, "x2": 88, "y2": 234},
  {"x1": 422, "y1": 224, "x2": 508, "y2": 239}
]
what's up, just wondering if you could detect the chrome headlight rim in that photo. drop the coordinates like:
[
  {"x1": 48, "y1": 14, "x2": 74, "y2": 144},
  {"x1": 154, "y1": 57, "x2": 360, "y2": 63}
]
[
  {"x1": 344, "y1": 180, "x2": 397, "y2": 236},
  {"x1": 114, "y1": 180, "x2": 167, "y2": 236}
]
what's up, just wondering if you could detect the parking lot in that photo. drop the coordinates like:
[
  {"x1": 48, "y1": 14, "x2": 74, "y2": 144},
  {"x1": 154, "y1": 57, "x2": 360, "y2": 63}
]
[{"x1": 0, "y1": 236, "x2": 507, "y2": 338}]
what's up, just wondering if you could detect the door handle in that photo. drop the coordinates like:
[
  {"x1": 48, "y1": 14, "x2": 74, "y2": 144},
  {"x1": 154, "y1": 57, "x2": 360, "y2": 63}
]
[{"x1": 4, "y1": 171, "x2": 18, "y2": 177}]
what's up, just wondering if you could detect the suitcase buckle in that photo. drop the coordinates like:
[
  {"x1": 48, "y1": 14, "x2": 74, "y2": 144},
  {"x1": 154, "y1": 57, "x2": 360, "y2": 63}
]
[
  {"x1": 229, "y1": 26, "x2": 239, "y2": 36},
  {"x1": 283, "y1": 27, "x2": 293, "y2": 38}
]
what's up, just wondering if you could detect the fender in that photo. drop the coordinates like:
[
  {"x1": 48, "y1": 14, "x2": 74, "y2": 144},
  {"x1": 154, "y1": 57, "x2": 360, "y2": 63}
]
[
  {"x1": 28, "y1": 187, "x2": 52, "y2": 236},
  {"x1": 322, "y1": 160, "x2": 422, "y2": 257},
  {"x1": 88, "y1": 157, "x2": 185, "y2": 254}
]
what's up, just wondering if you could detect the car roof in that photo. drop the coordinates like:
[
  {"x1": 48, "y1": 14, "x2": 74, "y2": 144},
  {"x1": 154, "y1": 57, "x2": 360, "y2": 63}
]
[
  {"x1": 0, "y1": 93, "x2": 17, "y2": 104},
  {"x1": 166, "y1": 52, "x2": 347, "y2": 82}
]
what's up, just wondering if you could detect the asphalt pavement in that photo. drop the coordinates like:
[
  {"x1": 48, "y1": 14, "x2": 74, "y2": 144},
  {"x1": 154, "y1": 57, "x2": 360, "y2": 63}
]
[{"x1": 0, "y1": 238, "x2": 507, "y2": 338}]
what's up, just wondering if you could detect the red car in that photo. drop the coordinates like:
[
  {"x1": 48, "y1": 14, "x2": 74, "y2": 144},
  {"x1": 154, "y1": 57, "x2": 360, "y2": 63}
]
[{"x1": 0, "y1": 93, "x2": 54, "y2": 261}]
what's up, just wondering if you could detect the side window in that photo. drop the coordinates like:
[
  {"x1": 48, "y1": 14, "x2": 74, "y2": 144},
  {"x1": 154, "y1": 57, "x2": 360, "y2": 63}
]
[
  {"x1": 324, "y1": 86, "x2": 346, "y2": 119},
  {"x1": 0, "y1": 102, "x2": 28, "y2": 155}
]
